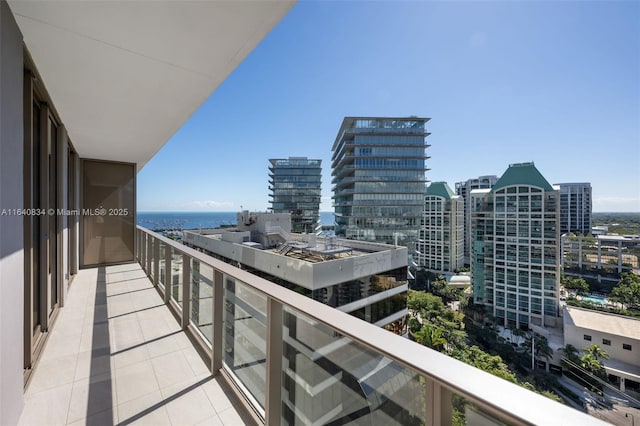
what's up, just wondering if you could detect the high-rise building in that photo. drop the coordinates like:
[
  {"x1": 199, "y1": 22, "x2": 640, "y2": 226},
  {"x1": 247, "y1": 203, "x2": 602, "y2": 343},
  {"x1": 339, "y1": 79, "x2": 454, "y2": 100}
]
[
  {"x1": 416, "y1": 182, "x2": 464, "y2": 274},
  {"x1": 331, "y1": 117, "x2": 430, "y2": 251},
  {"x1": 471, "y1": 163, "x2": 561, "y2": 329},
  {"x1": 455, "y1": 175, "x2": 498, "y2": 266},
  {"x1": 555, "y1": 182, "x2": 592, "y2": 235},
  {"x1": 268, "y1": 157, "x2": 322, "y2": 233}
]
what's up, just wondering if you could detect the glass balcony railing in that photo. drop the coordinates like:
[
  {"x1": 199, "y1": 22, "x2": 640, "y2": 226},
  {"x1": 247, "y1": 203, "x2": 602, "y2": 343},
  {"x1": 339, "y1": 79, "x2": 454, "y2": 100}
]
[{"x1": 136, "y1": 226, "x2": 603, "y2": 426}]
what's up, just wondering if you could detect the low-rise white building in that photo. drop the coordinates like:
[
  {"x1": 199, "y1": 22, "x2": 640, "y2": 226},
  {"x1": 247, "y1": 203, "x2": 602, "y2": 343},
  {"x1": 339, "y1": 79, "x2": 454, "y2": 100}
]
[{"x1": 564, "y1": 306, "x2": 640, "y2": 394}]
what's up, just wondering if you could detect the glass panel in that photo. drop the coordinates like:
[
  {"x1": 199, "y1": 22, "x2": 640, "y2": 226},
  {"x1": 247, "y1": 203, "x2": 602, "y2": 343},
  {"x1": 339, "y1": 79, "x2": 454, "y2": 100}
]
[
  {"x1": 81, "y1": 160, "x2": 135, "y2": 266},
  {"x1": 158, "y1": 242, "x2": 165, "y2": 289},
  {"x1": 453, "y1": 394, "x2": 516, "y2": 425},
  {"x1": 223, "y1": 276, "x2": 267, "y2": 408},
  {"x1": 281, "y1": 306, "x2": 427, "y2": 425},
  {"x1": 171, "y1": 248, "x2": 183, "y2": 304},
  {"x1": 190, "y1": 259, "x2": 213, "y2": 343}
]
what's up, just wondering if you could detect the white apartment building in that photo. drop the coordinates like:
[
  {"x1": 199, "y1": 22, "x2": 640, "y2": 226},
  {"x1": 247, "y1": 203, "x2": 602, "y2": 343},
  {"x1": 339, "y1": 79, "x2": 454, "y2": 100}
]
[
  {"x1": 472, "y1": 163, "x2": 561, "y2": 329},
  {"x1": 416, "y1": 182, "x2": 464, "y2": 274}
]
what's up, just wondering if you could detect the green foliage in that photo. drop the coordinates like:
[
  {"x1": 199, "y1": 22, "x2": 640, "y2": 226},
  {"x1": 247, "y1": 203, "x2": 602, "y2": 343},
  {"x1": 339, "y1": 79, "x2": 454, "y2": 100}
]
[
  {"x1": 559, "y1": 344, "x2": 580, "y2": 367},
  {"x1": 592, "y1": 212, "x2": 640, "y2": 235},
  {"x1": 579, "y1": 344, "x2": 609, "y2": 379},
  {"x1": 408, "y1": 290, "x2": 445, "y2": 314},
  {"x1": 610, "y1": 272, "x2": 640, "y2": 309},
  {"x1": 414, "y1": 323, "x2": 446, "y2": 351},
  {"x1": 565, "y1": 297, "x2": 640, "y2": 318},
  {"x1": 561, "y1": 276, "x2": 590, "y2": 295},
  {"x1": 524, "y1": 335, "x2": 554, "y2": 362},
  {"x1": 431, "y1": 276, "x2": 462, "y2": 303},
  {"x1": 409, "y1": 290, "x2": 566, "y2": 407},
  {"x1": 452, "y1": 345, "x2": 517, "y2": 383}
]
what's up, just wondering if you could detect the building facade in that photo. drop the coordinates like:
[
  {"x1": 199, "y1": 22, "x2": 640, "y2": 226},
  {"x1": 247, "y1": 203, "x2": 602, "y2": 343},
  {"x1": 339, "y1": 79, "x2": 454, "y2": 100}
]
[
  {"x1": 268, "y1": 157, "x2": 322, "y2": 234},
  {"x1": 184, "y1": 212, "x2": 409, "y2": 335},
  {"x1": 564, "y1": 307, "x2": 640, "y2": 395},
  {"x1": 555, "y1": 182, "x2": 592, "y2": 235},
  {"x1": 456, "y1": 175, "x2": 499, "y2": 266},
  {"x1": 471, "y1": 163, "x2": 561, "y2": 329},
  {"x1": 331, "y1": 117, "x2": 430, "y2": 251},
  {"x1": 562, "y1": 234, "x2": 640, "y2": 278},
  {"x1": 416, "y1": 182, "x2": 464, "y2": 274}
]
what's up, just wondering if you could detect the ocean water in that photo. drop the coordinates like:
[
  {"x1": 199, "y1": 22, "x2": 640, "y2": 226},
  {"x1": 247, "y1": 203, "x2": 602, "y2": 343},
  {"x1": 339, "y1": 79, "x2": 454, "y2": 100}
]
[{"x1": 137, "y1": 211, "x2": 335, "y2": 230}]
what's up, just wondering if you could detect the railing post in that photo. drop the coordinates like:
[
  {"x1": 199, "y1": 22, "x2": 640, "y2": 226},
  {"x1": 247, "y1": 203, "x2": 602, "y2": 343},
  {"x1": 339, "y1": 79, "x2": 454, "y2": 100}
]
[
  {"x1": 164, "y1": 246, "x2": 171, "y2": 304},
  {"x1": 425, "y1": 379, "x2": 452, "y2": 426},
  {"x1": 265, "y1": 297, "x2": 283, "y2": 425},
  {"x1": 146, "y1": 234, "x2": 152, "y2": 275},
  {"x1": 140, "y1": 232, "x2": 146, "y2": 271},
  {"x1": 182, "y1": 254, "x2": 191, "y2": 329},
  {"x1": 211, "y1": 270, "x2": 223, "y2": 373},
  {"x1": 153, "y1": 238, "x2": 160, "y2": 285}
]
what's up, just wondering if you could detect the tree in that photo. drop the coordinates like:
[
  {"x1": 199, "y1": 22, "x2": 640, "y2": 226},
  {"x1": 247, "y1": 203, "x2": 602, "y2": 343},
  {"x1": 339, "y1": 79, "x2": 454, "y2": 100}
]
[
  {"x1": 580, "y1": 344, "x2": 609, "y2": 378},
  {"x1": 524, "y1": 334, "x2": 553, "y2": 366},
  {"x1": 585, "y1": 343, "x2": 609, "y2": 363},
  {"x1": 414, "y1": 323, "x2": 447, "y2": 351},
  {"x1": 431, "y1": 276, "x2": 462, "y2": 303},
  {"x1": 559, "y1": 344, "x2": 580, "y2": 367},
  {"x1": 408, "y1": 290, "x2": 445, "y2": 315},
  {"x1": 561, "y1": 276, "x2": 589, "y2": 296},
  {"x1": 610, "y1": 273, "x2": 640, "y2": 309}
]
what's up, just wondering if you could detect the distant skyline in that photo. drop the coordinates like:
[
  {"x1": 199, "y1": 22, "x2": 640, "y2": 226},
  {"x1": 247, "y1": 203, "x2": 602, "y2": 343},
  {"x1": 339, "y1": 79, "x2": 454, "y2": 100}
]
[{"x1": 137, "y1": 1, "x2": 640, "y2": 213}]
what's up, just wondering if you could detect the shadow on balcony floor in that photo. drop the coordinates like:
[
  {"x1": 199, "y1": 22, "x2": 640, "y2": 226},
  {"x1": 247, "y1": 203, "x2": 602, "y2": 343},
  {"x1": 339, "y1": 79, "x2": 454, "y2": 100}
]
[{"x1": 18, "y1": 263, "x2": 248, "y2": 426}]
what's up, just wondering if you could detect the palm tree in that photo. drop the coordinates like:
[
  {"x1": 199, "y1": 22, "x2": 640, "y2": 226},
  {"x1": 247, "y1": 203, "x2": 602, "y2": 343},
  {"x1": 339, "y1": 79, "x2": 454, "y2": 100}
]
[
  {"x1": 559, "y1": 344, "x2": 580, "y2": 367},
  {"x1": 585, "y1": 344, "x2": 609, "y2": 363},
  {"x1": 580, "y1": 344, "x2": 609, "y2": 379},
  {"x1": 414, "y1": 323, "x2": 447, "y2": 351},
  {"x1": 524, "y1": 334, "x2": 554, "y2": 369},
  {"x1": 580, "y1": 353, "x2": 605, "y2": 377}
]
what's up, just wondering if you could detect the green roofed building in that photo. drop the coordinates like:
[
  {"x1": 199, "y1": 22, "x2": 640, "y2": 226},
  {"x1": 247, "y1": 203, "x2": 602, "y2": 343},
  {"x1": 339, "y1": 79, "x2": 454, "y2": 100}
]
[
  {"x1": 471, "y1": 163, "x2": 561, "y2": 330},
  {"x1": 416, "y1": 182, "x2": 464, "y2": 273}
]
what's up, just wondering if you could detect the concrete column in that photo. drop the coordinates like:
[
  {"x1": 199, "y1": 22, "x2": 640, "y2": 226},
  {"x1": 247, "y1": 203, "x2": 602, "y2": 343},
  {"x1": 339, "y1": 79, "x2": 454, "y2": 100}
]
[
  {"x1": 621, "y1": 377, "x2": 626, "y2": 393},
  {"x1": 0, "y1": 2, "x2": 25, "y2": 424}
]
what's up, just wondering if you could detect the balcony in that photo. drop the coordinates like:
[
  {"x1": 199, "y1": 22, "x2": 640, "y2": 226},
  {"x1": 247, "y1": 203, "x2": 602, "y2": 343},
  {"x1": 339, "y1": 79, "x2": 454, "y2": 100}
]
[
  {"x1": 19, "y1": 227, "x2": 603, "y2": 425},
  {"x1": 18, "y1": 264, "x2": 249, "y2": 426}
]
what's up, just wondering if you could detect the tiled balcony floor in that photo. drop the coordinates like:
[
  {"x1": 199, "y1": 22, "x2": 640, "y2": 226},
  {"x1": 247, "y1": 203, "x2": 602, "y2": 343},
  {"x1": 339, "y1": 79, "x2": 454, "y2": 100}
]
[{"x1": 18, "y1": 263, "x2": 249, "y2": 426}]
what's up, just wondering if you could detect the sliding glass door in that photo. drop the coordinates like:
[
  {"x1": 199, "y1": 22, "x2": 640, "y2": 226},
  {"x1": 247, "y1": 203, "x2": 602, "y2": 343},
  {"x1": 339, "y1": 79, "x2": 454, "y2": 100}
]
[{"x1": 81, "y1": 160, "x2": 135, "y2": 267}]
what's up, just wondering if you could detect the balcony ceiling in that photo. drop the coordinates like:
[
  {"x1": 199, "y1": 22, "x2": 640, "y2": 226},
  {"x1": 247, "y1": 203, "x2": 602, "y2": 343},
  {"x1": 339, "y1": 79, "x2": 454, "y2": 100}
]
[{"x1": 9, "y1": 0, "x2": 294, "y2": 170}]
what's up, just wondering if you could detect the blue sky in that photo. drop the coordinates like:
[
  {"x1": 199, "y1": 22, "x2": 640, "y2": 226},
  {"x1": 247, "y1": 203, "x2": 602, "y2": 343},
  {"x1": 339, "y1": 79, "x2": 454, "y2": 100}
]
[{"x1": 137, "y1": 0, "x2": 640, "y2": 213}]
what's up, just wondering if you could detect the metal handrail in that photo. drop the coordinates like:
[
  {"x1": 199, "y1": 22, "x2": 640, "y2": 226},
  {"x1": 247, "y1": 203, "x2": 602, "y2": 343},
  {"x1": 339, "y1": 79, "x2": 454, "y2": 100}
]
[{"x1": 137, "y1": 226, "x2": 604, "y2": 426}]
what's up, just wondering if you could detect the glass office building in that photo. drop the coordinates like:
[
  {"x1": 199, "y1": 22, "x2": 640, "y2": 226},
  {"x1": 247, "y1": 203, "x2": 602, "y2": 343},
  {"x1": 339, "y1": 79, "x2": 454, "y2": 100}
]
[
  {"x1": 331, "y1": 117, "x2": 430, "y2": 252},
  {"x1": 455, "y1": 175, "x2": 499, "y2": 266},
  {"x1": 268, "y1": 157, "x2": 322, "y2": 234},
  {"x1": 555, "y1": 182, "x2": 592, "y2": 235}
]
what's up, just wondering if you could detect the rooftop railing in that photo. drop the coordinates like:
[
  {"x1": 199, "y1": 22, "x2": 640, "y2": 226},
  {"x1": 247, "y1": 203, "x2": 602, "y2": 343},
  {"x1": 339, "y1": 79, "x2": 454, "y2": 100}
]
[{"x1": 136, "y1": 226, "x2": 604, "y2": 426}]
